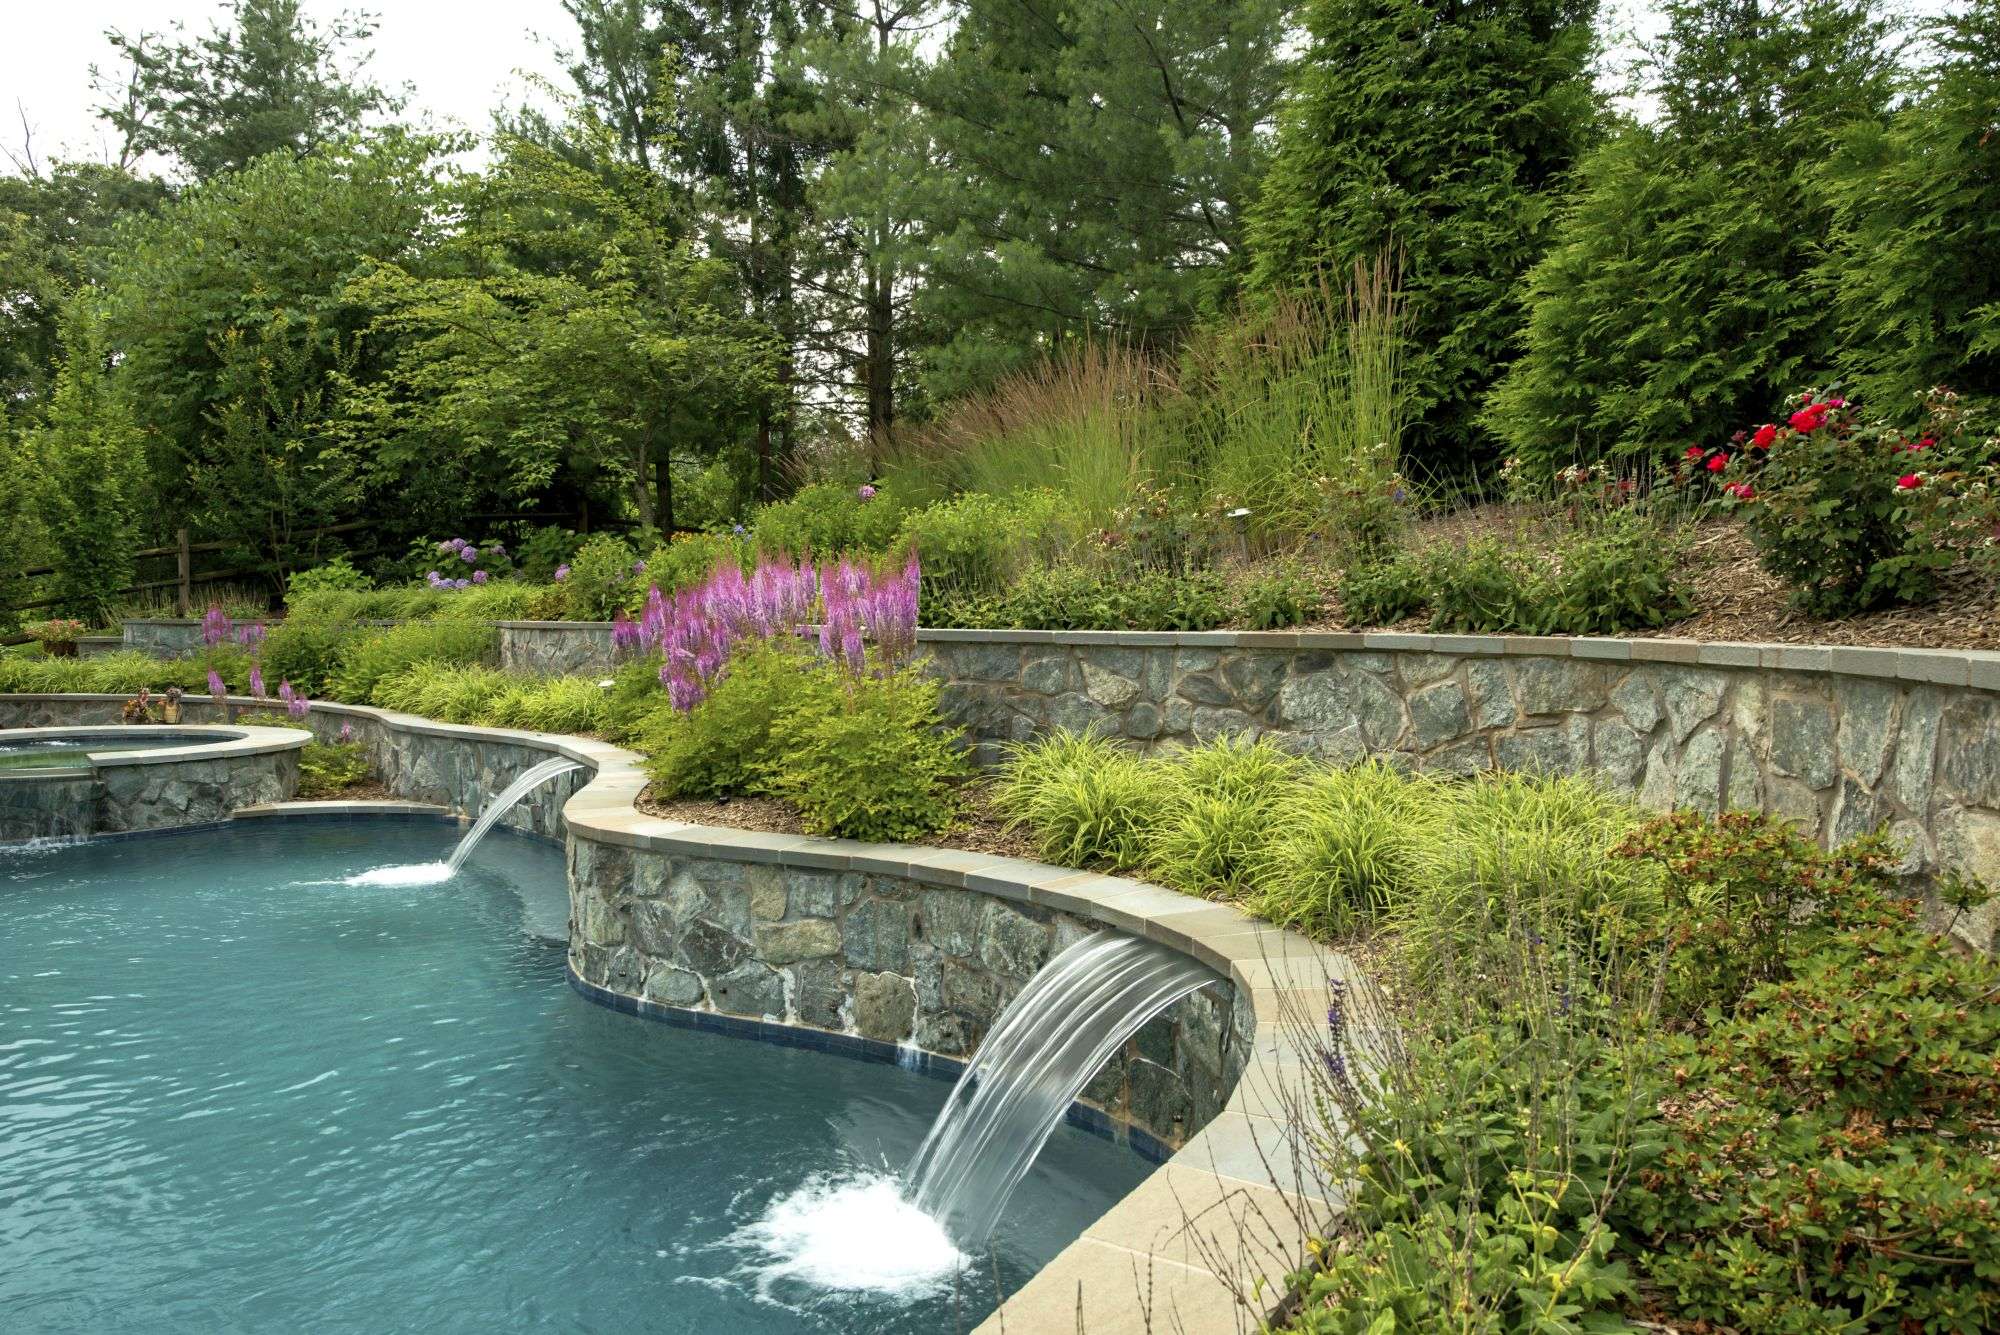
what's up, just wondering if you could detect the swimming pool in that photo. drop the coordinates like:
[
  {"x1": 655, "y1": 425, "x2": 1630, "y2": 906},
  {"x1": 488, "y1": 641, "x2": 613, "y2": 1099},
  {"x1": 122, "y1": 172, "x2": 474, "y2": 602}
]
[
  {"x1": 0, "y1": 819, "x2": 1149, "y2": 1332},
  {"x1": 0, "y1": 731, "x2": 225, "y2": 772}
]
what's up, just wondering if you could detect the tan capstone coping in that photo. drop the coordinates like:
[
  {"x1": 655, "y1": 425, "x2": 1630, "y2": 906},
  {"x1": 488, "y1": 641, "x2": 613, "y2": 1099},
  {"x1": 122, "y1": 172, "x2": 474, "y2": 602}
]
[{"x1": 0, "y1": 722, "x2": 309, "y2": 769}]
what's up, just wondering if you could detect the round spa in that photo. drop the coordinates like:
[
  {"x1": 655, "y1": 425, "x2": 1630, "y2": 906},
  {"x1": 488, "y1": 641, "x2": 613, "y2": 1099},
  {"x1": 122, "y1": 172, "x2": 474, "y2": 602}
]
[{"x1": 0, "y1": 724, "x2": 307, "y2": 841}]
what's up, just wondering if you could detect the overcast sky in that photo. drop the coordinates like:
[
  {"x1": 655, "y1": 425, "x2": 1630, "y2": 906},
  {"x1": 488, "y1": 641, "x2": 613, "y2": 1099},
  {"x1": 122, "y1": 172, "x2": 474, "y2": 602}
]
[{"x1": 1, "y1": 1, "x2": 575, "y2": 171}]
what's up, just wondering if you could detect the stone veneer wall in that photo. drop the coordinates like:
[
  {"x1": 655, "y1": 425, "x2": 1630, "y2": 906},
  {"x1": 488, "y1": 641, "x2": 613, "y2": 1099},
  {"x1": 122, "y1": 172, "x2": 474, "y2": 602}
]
[
  {"x1": 497, "y1": 621, "x2": 618, "y2": 677},
  {"x1": 567, "y1": 834, "x2": 1243, "y2": 1148},
  {"x1": 0, "y1": 709, "x2": 302, "y2": 835}
]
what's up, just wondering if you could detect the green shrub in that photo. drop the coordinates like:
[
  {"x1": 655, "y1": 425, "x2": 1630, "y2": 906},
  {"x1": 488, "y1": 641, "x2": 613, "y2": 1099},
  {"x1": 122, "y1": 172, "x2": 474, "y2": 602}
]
[
  {"x1": 640, "y1": 644, "x2": 841, "y2": 799},
  {"x1": 1237, "y1": 561, "x2": 1322, "y2": 630},
  {"x1": 561, "y1": 534, "x2": 641, "y2": 620},
  {"x1": 484, "y1": 675, "x2": 609, "y2": 734},
  {"x1": 372, "y1": 662, "x2": 512, "y2": 723},
  {"x1": 760, "y1": 666, "x2": 969, "y2": 841},
  {"x1": 1612, "y1": 810, "x2": 1907, "y2": 1023},
  {"x1": 287, "y1": 558, "x2": 372, "y2": 596},
  {"x1": 896, "y1": 489, "x2": 1079, "y2": 604},
  {"x1": 1726, "y1": 393, "x2": 1963, "y2": 617},
  {"x1": 601, "y1": 657, "x2": 673, "y2": 745},
  {"x1": 1248, "y1": 761, "x2": 1445, "y2": 937},
  {"x1": 751, "y1": 481, "x2": 905, "y2": 559},
  {"x1": 1338, "y1": 552, "x2": 1427, "y2": 625},
  {"x1": 1540, "y1": 509, "x2": 1692, "y2": 635},
  {"x1": 296, "y1": 740, "x2": 371, "y2": 797},
  {"x1": 0, "y1": 649, "x2": 219, "y2": 695},
  {"x1": 642, "y1": 530, "x2": 745, "y2": 596},
  {"x1": 514, "y1": 525, "x2": 583, "y2": 583},
  {"x1": 992, "y1": 729, "x2": 1164, "y2": 871},
  {"x1": 328, "y1": 620, "x2": 497, "y2": 705},
  {"x1": 982, "y1": 564, "x2": 1233, "y2": 631},
  {"x1": 261, "y1": 619, "x2": 362, "y2": 695},
  {"x1": 1418, "y1": 537, "x2": 1539, "y2": 634},
  {"x1": 1624, "y1": 913, "x2": 2000, "y2": 1333}
]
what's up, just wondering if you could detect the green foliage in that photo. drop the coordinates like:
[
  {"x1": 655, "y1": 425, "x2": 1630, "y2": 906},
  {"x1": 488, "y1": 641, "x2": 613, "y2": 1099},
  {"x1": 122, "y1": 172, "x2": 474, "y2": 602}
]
[
  {"x1": 560, "y1": 535, "x2": 641, "y2": 620},
  {"x1": 1822, "y1": 0, "x2": 2000, "y2": 407},
  {"x1": 296, "y1": 740, "x2": 370, "y2": 798},
  {"x1": 1248, "y1": 762, "x2": 1445, "y2": 937},
  {"x1": 327, "y1": 620, "x2": 496, "y2": 705},
  {"x1": 1237, "y1": 561, "x2": 1322, "y2": 630},
  {"x1": 1612, "y1": 810, "x2": 1906, "y2": 1023},
  {"x1": 942, "y1": 564, "x2": 1234, "y2": 633},
  {"x1": 990, "y1": 729, "x2": 1165, "y2": 872},
  {"x1": 760, "y1": 666, "x2": 968, "y2": 841},
  {"x1": 643, "y1": 531, "x2": 745, "y2": 597},
  {"x1": 1625, "y1": 914, "x2": 2000, "y2": 1333},
  {"x1": 1147, "y1": 736, "x2": 1303, "y2": 896},
  {"x1": 1419, "y1": 512, "x2": 1692, "y2": 636},
  {"x1": 1390, "y1": 773, "x2": 1662, "y2": 987},
  {"x1": 1729, "y1": 393, "x2": 1960, "y2": 616},
  {"x1": 25, "y1": 304, "x2": 142, "y2": 624},
  {"x1": 0, "y1": 650, "x2": 222, "y2": 695},
  {"x1": 895, "y1": 489, "x2": 1080, "y2": 605},
  {"x1": 260, "y1": 618, "x2": 361, "y2": 695},
  {"x1": 513, "y1": 526, "x2": 583, "y2": 584},
  {"x1": 1249, "y1": 0, "x2": 1600, "y2": 470},
  {"x1": 750, "y1": 482, "x2": 904, "y2": 559},
  {"x1": 1488, "y1": 0, "x2": 1897, "y2": 465},
  {"x1": 287, "y1": 557, "x2": 372, "y2": 596},
  {"x1": 640, "y1": 644, "x2": 840, "y2": 800},
  {"x1": 483, "y1": 675, "x2": 610, "y2": 734},
  {"x1": 372, "y1": 661, "x2": 609, "y2": 733},
  {"x1": 1338, "y1": 552, "x2": 1427, "y2": 625}
]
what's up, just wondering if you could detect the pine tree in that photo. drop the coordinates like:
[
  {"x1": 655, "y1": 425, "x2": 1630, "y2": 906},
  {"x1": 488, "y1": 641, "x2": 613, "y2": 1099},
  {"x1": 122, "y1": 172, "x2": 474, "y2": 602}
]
[
  {"x1": 28, "y1": 305, "x2": 141, "y2": 624},
  {"x1": 1247, "y1": 0, "x2": 1601, "y2": 474},
  {"x1": 1486, "y1": 0, "x2": 1897, "y2": 467}
]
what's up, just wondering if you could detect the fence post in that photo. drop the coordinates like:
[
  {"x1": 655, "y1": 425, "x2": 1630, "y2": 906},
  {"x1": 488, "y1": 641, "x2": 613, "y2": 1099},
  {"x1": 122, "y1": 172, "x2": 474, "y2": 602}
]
[{"x1": 176, "y1": 529, "x2": 192, "y2": 617}]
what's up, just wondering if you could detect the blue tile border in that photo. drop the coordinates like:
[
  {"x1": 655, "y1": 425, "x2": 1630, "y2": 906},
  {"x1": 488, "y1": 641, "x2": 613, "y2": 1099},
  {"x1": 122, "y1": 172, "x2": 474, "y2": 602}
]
[{"x1": 567, "y1": 967, "x2": 1174, "y2": 1165}]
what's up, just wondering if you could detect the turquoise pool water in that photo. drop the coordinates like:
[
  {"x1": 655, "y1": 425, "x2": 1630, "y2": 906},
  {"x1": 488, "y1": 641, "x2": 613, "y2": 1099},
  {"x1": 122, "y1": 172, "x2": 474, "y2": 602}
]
[
  {"x1": 0, "y1": 821, "x2": 1149, "y2": 1333},
  {"x1": 0, "y1": 732, "x2": 216, "y2": 772}
]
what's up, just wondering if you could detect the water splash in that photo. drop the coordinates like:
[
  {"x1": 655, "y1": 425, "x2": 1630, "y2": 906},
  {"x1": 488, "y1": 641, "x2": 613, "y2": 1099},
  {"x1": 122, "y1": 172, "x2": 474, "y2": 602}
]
[
  {"x1": 905, "y1": 931, "x2": 1215, "y2": 1244},
  {"x1": 345, "y1": 758, "x2": 581, "y2": 887},
  {"x1": 737, "y1": 1172, "x2": 967, "y2": 1298}
]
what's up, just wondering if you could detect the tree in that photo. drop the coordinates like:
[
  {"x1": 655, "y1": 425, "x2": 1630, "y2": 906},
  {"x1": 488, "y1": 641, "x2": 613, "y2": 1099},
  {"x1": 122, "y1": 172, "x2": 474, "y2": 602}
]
[
  {"x1": 1247, "y1": 0, "x2": 1601, "y2": 474},
  {"x1": 102, "y1": 134, "x2": 450, "y2": 560},
  {"x1": 342, "y1": 110, "x2": 778, "y2": 533},
  {"x1": 1486, "y1": 0, "x2": 1898, "y2": 467},
  {"x1": 25, "y1": 304, "x2": 142, "y2": 624},
  {"x1": 95, "y1": 0, "x2": 399, "y2": 181},
  {"x1": 1822, "y1": 0, "x2": 2000, "y2": 407}
]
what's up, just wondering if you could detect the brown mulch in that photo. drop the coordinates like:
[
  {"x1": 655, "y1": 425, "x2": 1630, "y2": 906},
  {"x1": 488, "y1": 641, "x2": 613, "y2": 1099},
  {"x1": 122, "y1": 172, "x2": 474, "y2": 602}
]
[
  {"x1": 636, "y1": 780, "x2": 1043, "y2": 861},
  {"x1": 1291, "y1": 512, "x2": 2000, "y2": 649}
]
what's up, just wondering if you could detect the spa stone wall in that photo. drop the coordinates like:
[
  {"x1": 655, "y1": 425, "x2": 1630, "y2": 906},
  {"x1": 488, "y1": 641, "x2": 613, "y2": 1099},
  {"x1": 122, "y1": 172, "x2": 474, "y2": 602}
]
[
  {"x1": 497, "y1": 622, "x2": 619, "y2": 678},
  {"x1": 567, "y1": 833, "x2": 1245, "y2": 1150}
]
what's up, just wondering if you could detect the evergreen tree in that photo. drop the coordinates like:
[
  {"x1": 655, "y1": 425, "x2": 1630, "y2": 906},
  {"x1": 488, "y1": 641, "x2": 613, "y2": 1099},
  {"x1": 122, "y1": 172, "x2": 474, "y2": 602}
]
[
  {"x1": 1487, "y1": 0, "x2": 1897, "y2": 467},
  {"x1": 95, "y1": 0, "x2": 399, "y2": 181},
  {"x1": 27, "y1": 305, "x2": 141, "y2": 624},
  {"x1": 1822, "y1": 0, "x2": 2000, "y2": 407},
  {"x1": 1247, "y1": 0, "x2": 1601, "y2": 473}
]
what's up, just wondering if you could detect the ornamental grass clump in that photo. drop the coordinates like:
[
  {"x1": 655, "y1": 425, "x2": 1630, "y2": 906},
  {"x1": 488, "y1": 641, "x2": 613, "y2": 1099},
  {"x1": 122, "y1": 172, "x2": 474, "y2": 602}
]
[
  {"x1": 1147, "y1": 736, "x2": 1303, "y2": 896},
  {"x1": 990, "y1": 728, "x2": 1165, "y2": 872},
  {"x1": 1247, "y1": 760, "x2": 1446, "y2": 936}
]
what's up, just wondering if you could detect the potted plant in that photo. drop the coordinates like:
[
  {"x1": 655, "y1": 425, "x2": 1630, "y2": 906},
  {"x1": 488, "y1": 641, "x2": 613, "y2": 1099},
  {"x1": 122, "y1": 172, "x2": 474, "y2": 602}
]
[{"x1": 27, "y1": 618, "x2": 87, "y2": 658}]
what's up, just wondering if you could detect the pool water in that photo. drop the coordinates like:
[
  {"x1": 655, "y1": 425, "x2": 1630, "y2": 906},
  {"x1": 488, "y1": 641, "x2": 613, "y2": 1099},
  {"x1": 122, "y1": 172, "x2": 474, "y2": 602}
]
[
  {"x1": 0, "y1": 821, "x2": 1150, "y2": 1333},
  {"x1": 0, "y1": 733, "x2": 218, "y2": 772}
]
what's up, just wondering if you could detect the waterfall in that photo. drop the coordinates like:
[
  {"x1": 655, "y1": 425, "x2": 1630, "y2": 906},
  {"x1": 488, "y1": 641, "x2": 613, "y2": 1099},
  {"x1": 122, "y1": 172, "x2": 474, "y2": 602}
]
[
  {"x1": 347, "y1": 758, "x2": 580, "y2": 886},
  {"x1": 445, "y1": 758, "x2": 582, "y2": 872},
  {"x1": 903, "y1": 930, "x2": 1216, "y2": 1245}
]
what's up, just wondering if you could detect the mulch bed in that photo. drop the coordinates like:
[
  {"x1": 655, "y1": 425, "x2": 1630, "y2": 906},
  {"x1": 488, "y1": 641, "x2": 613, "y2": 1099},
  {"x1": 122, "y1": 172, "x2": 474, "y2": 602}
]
[{"x1": 636, "y1": 781, "x2": 1044, "y2": 861}]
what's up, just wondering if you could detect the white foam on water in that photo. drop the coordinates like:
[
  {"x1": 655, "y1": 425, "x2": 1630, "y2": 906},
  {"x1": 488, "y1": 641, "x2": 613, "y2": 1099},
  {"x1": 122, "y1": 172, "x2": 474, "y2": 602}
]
[
  {"x1": 344, "y1": 861, "x2": 453, "y2": 887},
  {"x1": 736, "y1": 1172, "x2": 967, "y2": 1299}
]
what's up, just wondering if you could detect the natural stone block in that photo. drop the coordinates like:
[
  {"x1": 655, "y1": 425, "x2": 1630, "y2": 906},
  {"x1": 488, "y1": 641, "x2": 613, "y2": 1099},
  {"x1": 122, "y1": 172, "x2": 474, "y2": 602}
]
[
  {"x1": 1610, "y1": 668, "x2": 1661, "y2": 733},
  {"x1": 842, "y1": 898, "x2": 911, "y2": 972},
  {"x1": 641, "y1": 961, "x2": 703, "y2": 1006},
  {"x1": 754, "y1": 918, "x2": 842, "y2": 964},
  {"x1": 978, "y1": 900, "x2": 1049, "y2": 977},
  {"x1": 1190, "y1": 705, "x2": 1259, "y2": 742},
  {"x1": 709, "y1": 962, "x2": 785, "y2": 1018},
  {"x1": 1397, "y1": 654, "x2": 1458, "y2": 689},
  {"x1": 1123, "y1": 701, "x2": 1163, "y2": 739},
  {"x1": 1464, "y1": 659, "x2": 1516, "y2": 730},
  {"x1": 1830, "y1": 775, "x2": 1887, "y2": 845},
  {"x1": 1592, "y1": 719, "x2": 1644, "y2": 788},
  {"x1": 1769, "y1": 694, "x2": 1837, "y2": 789},
  {"x1": 1765, "y1": 775, "x2": 1823, "y2": 836},
  {"x1": 1408, "y1": 682, "x2": 1470, "y2": 749},
  {"x1": 791, "y1": 959, "x2": 846, "y2": 1029},
  {"x1": 1495, "y1": 727, "x2": 1577, "y2": 776},
  {"x1": 748, "y1": 866, "x2": 786, "y2": 921},
  {"x1": 1890, "y1": 687, "x2": 1943, "y2": 812},
  {"x1": 1938, "y1": 699, "x2": 2000, "y2": 807},
  {"x1": 1660, "y1": 668, "x2": 1729, "y2": 743},
  {"x1": 1175, "y1": 672, "x2": 1235, "y2": 707},
  {"x1": 854, "y1": 971, "x2": 917, "y2": 1042},
  {"x1": 1673, "y1": 728, "x2": 1726, "y2": 813},
  {"x1": 1835, "y1": 680, "x2": 1900, "y2": 790},
  {"x1": 919, "y1": 888, "x2": 983, "y2": 956},
  {"x1": 1021, "y1": 654, "x2": 1071, "y2": 696},
  {"x1": 1422, "y1": 735, "x2": 1491, "y2": 777},
  {"x1": 1082, "y1": 661, "x2": 1140, "y2": 709},
  {"x1": 785, "y1": 870, "x2": 859, "y2": 918},
  {"x1": 1220, "y1": 653, "x2": 1287, "y2": 709},
  {"x1": 1516, "y1": 658, "x2": 1609, "y2": 716},
  {"x1": 678, "y1": 918, "x2": 750, "y2": 977}
]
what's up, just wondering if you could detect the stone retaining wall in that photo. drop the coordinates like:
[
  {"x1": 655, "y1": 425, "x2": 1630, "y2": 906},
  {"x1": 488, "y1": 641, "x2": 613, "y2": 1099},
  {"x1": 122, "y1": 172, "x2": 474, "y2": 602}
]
[
  {"x1": 567, "y1": 834, "x2": 1243, "y2": 1148},
  {"x1": 497, "y1": 621, "x2": 618, "y2": 677},
  {"x1": 0, "y1": 715, "x2": 303, "y2": 836}
]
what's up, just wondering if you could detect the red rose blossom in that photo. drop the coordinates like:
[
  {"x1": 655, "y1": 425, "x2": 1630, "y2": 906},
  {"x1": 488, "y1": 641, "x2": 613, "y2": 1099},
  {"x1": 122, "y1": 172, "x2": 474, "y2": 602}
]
[
  {"x1": 1706, "y1": 453, "x2": 1728, "y2": 473},
  {"x1": 1684, "y1": 445, "x2": 1704, "y2": 460},
  {"x1": 1724, "y1": 482, "x2": 1755, "y2": 500},
  {"x1": 1896, "y1": 474, "x2": 1922, "y2": 490},
  {"x1": 1751, "y1": 424, "x2": 1777, "y2": 449},
  {"x1": 1789, "y1": 405, "x2": 1828, "y2": 432}
]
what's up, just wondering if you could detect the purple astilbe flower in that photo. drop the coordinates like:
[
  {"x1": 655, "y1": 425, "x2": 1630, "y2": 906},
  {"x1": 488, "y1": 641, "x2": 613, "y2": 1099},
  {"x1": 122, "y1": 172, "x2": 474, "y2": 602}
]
[
  {"x1": 201, "y1": 605, "x2": 232, "y2": 647},
  {"x1": 553, "y1": 565, "x2": 570, "y2": 582},
  {"x1": 249, "y1": 667, "x2": 266, "y2": 699},
  {"x1": 610, "y1": 610, "x2": 641, "y2": 652},
  {"x1": 857, "y1": 484, "x2": 877, "y2": 500},
  {"x1": 236, "y1": 623, "x2": 266, "y2": 649},
  {"x1": 471, "y1": 569, "x2": 488, "y2": 585},
  {"x1": 632, "y1": 560, "x2": 646, "y2": 575},
  {"x1": 338, "y1": 721, "x2": 353, "y2": 743},
  {"x1": 207, "y1": 670, "x2": 227, "y2": 704},
  {"x1": 278, "y1": 680, "x2": 295, "y2": 707},
  {"x1": 287, "y1": 691, "x2": 310, "y2": 719},
  {"x1": 1323, "y1": 979, "x2": 1351, "y2": 1087}
]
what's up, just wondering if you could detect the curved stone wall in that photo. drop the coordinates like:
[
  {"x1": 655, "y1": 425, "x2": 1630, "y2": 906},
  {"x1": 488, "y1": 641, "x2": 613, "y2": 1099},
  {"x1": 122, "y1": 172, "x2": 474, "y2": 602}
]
[{"x1": 0, "y1": 719, "x2": 305, "y2": 838}]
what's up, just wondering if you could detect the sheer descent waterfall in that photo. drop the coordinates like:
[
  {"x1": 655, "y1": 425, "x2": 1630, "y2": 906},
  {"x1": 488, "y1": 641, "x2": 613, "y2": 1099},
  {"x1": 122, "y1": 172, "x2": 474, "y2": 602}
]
[
  {"x1": 445, "y1": 758, "x2": 582, "y2": 871},
  {"x1": 904, "y1": 930, "x2": 1217, "y2": 1244}
]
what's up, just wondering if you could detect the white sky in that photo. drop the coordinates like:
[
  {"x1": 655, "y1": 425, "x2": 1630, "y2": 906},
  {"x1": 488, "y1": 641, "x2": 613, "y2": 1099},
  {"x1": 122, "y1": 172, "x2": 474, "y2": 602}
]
[{"x1": 0, "y1": 0, "x2": 576, "y2": 171}]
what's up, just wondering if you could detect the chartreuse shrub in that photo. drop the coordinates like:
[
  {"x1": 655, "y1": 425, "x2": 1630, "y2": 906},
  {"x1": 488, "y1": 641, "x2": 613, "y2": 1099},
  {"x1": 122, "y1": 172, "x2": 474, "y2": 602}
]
[
  {"x1": 0, "y1": 649, "x2": 234, "y2": 695},
  {"x1": 261, "y1": 619, "x2": 362, "y2": 695},
  {"x1": 935, "y1": 563, "x2": 1234, "y2": 632},
  {"x1": 553, "y1": 534, "x2": 641, "y2": 620},
  {"x1": 370, "y1": 662, "x2": 610, "y2": 734},
  {"x1": 1147, "y1": 737, "x2": 1302, "y2": 897},
  {"x1": 1247, "y1": 761, "x2": 1446, "y2": 937},
  {"x1": 236, "y1": 710, "x2": 372, "y2": 798},
  {"x1": 751, "y1": 481, "x2": 905, "y2": 559},
  {"x1": 895, "y1": 489, "x2": 1080, "y2": 606},
  {"x1": 640, "y1": 644, "x2": 839, "y2": 800}
]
